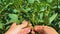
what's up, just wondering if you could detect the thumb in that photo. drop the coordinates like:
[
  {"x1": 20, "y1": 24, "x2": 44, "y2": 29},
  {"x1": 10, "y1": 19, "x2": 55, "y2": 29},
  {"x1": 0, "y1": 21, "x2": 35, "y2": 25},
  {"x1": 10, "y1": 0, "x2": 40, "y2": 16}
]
[
  {"x1": 19, "y1": 20, "x2": 28, "y2": 29},
  {"x1": 43, "y1": 26, "x2": 58, "y2": 34}
]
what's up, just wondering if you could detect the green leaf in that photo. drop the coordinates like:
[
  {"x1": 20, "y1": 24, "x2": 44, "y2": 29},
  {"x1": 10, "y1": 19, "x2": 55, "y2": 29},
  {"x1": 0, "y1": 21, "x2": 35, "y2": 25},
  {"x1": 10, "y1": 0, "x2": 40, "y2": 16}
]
[
  {"x1": 47, "y1": 0, "x2": 53, "y2": 3},
  {"x1": 28, "y1": 0, "x2": 34, "y2": 3},
  {"x1": 40, "y1": 7, "x2": 47, "y2": 11},
  {"x1": 26, "y1": 8, "x2": 31, "y2": 11},
  {"x1": 0, "y1": 22, "x2": 3, "y2": 29},
  {"x1": 39, "y1": 13, "x2": 43, "y2": 20},
  {"x1": 58, "y1": 6, "x2": 60, "y2": 9},
  {"x1": 49, "y1": 13, "x2": 58, "y2": 24},
  {"x1": 58, "y1": 22, "x2": 60, "y2": 28},
  {"x1": 13, "y1": 9, "x2": 18, "y2": 13},
  {"x1": 52, "y1": 6, "x2": 57, "y2": 9},
  {"x1": 8, "y1": 14, "x2": 18, "y2": 22},
  {"x1": 36, "y1": 0, "x2": 40, "y2": 3}
]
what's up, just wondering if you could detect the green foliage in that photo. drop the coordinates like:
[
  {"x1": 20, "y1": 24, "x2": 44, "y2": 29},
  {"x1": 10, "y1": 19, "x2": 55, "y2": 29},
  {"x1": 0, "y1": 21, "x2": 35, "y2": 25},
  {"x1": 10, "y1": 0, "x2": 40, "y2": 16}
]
[{"x1": 0, "y1": 0, "x2": 60, "y2": 34}]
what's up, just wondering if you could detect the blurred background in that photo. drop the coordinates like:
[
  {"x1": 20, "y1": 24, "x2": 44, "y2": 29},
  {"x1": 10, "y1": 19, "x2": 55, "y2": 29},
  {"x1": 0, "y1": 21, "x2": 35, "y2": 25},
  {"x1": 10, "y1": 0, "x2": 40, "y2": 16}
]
[{"x1": 0, "y1": 0, "x2": 60, "y2": 34}]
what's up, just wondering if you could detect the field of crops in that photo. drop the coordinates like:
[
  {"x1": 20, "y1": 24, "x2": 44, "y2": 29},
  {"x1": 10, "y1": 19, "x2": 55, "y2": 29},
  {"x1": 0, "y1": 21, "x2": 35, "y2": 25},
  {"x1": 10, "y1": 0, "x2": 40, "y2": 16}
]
[{"x1": 0, "y1": 0, "x2": 60, "y2": 34}]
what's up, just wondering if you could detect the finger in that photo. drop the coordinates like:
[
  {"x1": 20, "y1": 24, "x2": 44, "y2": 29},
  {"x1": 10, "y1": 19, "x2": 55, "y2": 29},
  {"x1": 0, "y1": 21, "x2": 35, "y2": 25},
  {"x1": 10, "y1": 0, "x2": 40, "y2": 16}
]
[
  {"x1": 20, "y1": 28, "x2": 31, "y2": 34},
  {"x1": 22, "y1": 20, "x2": 28, "y2": 24},
  {"x1": 43, "y1": 26, "x2": 58, "y2": 34},
  {"x1": 34, "y1": 26, "x2": 58, "y2": 34},
  {"x1": 10, "y1": 20, "x2": 28, "y2": 29},
  {"x1": 19, "y1": 20, "x2": 28, "y2": 29},
  {"x1": 34, "y1": 26, "x2": 48, "y2": 34},
  {"x1": 31, "y1": 31, "x2": 35, "y2": 34},
  {"x1": 10, "y1": 23, "x2": 17, "y2": 29},
  {"x1": 11, "y1": 20, "x2": 29, "y2": 32},
  {"x1": 31, "y1": 29, "x2": 35, "y2": 34},
  {"x1": 34, "y1": 26, "x2": 44, "y2": 32}
]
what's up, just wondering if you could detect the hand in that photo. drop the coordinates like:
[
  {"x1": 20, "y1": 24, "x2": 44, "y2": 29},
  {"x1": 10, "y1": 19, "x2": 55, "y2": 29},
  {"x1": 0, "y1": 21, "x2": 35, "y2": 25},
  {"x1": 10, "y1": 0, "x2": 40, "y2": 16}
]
[
  {"x1": 5, "y1": 20, "x2": 58, "y2": 34},
  {"x1": 5, "y1": 20, "x2": 31, "y2": 34},
  {"x1": 34, "y1": 26, "x2": 58, "y2": 34}
]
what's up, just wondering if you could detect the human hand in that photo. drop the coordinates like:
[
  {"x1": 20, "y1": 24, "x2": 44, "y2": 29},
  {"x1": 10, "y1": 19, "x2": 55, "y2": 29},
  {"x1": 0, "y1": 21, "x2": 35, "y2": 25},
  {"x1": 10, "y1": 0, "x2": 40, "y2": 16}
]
[
  {"x1": 34, "y1": 26, "x2": 58, "y2": 34},
  {"x1": 5, "y1": 20, "x2": 31, "y2": 34},
  {"x1": 5, "y1": 20, "x2": 58, "y2": 34}
]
